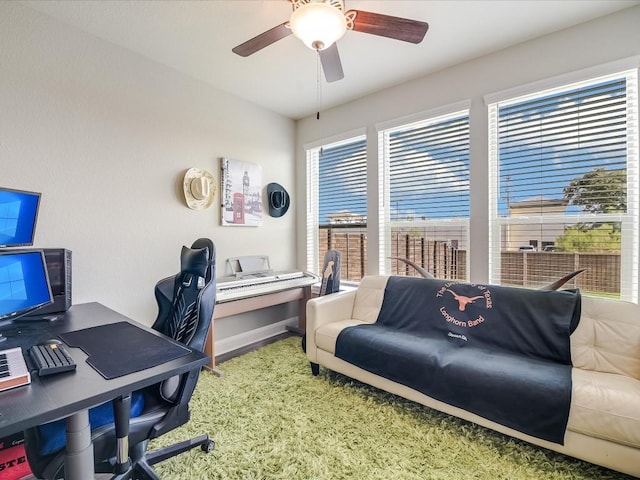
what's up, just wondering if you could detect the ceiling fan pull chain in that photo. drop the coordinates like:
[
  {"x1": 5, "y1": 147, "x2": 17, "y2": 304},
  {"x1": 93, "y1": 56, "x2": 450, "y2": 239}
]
[
  {"x1": 317, "y1": 51, "x2": 324, "y2": 153},
  {"x1": 316, "y1": 50, "x2": 322, "y2": 120}
]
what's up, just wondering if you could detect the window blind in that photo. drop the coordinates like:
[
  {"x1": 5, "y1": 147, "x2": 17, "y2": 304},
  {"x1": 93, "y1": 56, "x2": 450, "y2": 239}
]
[
  {"x1": 306, "y1": 136, "x2": 367, "y2": 277},
  {"x1": 318, "y1": 140, "x2": 368, "y2": 225},
  {"x1": 489, "y1": 70, "x2": 638, "y2": 301},
  {"x1": 379, "y1": 111, "x2": 470, "y2": 280}
]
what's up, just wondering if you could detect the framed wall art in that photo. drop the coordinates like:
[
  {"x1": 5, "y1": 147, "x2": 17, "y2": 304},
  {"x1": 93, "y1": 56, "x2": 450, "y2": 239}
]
[{"x1": 220, "y1": 157, "x2": 262, "y2": 226}]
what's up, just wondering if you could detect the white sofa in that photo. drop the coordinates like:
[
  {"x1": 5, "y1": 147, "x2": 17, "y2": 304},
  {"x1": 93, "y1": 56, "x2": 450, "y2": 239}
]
[{"x1": 305, "y1": 275, "x2": 640, "y2": 478}]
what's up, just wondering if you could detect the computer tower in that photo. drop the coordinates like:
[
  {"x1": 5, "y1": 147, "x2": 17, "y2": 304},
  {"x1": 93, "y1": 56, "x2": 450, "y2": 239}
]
[{"x1": 39, "y1": 249, "x2": 72, "y2": 314}]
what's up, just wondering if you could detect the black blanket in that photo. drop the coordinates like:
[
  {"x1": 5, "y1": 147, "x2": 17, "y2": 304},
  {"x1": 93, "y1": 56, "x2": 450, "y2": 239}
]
[{"x1": 335, "y1": 276, "x2": 581, "y2": 444}]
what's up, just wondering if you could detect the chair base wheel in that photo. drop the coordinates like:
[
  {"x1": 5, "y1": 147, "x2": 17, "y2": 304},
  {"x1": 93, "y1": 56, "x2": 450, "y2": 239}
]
[{"x1": 201, "y1": 439, "x2": 215, "y2": 453}]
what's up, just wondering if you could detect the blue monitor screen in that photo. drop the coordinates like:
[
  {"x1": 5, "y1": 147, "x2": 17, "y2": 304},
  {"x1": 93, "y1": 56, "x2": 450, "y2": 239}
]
[
  {"x1": 0, "y1": 187, "x2": 41, "y2": 248},
  {"x1": 0, "y1": 250, "x2": 53, "y2": 322}
]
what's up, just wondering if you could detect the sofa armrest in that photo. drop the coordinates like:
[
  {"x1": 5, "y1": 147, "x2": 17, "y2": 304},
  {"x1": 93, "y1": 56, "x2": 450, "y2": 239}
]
[{"x1": 306, "y1": 290, "x2": 357, "y2": 361}]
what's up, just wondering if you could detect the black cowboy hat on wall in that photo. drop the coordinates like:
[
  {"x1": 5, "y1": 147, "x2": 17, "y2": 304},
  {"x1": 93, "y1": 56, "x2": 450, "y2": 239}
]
[{"x1": 267, "y1": 182, "x2": 290, "y2": 217}]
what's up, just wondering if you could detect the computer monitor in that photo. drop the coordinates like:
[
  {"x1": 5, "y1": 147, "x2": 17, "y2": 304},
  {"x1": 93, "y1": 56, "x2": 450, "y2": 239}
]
[
  {"x1": 0, "y1": 187, "x2": 41, "y2": 248},
  {"x1": 0, "y1": 250, "x2": 53, "y2": 341}
]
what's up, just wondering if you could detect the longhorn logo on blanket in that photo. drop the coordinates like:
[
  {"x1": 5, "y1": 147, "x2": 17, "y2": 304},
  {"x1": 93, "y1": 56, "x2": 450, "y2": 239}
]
[{"x1": 435, "y1": 281, "x2": 493, "y2": 329}]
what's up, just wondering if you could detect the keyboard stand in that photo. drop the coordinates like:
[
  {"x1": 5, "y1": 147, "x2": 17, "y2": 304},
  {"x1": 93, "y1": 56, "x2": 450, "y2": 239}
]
[{"x1": 204, "y1": 284, "x2": 312, "y2": 375}]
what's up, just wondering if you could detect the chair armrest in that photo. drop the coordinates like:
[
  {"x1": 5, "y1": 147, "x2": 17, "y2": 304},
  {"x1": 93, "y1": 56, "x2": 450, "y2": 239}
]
[
  {"x1": 306, "y1": 290, "x2": 357, "y2": 360},
  {"x1": 149, "y1": 368, "x2": 200, "y2": 439}
]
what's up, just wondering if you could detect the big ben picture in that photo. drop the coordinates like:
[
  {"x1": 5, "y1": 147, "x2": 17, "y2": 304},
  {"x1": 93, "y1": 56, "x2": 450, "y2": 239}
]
[{"x1": 221, "y1": 157, "x2": 262, "y2": 226}]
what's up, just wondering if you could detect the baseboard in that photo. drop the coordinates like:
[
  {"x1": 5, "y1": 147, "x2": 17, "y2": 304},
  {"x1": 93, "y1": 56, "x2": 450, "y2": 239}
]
[{"x1": 214, "y1": 317, "x2": 298, "y2": 357}]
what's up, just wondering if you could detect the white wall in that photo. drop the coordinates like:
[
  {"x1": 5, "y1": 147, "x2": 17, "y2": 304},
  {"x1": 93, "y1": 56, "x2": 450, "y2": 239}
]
[
  {"x1": 295, "y1": 5, "x2": 640, "y2": 295},
  {"x1": 1, "y1": 2, "x2": 297, "y2": 332}
]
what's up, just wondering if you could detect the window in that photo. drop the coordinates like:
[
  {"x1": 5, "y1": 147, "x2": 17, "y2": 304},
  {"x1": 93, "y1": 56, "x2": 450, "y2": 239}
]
[
  {"x1": 488, "y1": 70, "x2": 639, "y2": 302},
  {"x1": 0, "y1": 200, "x2": 19, "y2": 238},
  {"x1": 379, "y1": 108, "x2": 470, "y2": 280},
  {"x1": 0, "y1": 260, "x2": 27, "y2": 301},
  {"x1": 306, "y1": 135, "x2": 367, "y2": 281}
]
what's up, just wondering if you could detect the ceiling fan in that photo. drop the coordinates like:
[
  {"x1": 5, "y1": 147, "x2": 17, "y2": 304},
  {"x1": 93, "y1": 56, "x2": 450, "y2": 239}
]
[{"x1": 232, "y1": 0, "x2": 429, "y2": 83}]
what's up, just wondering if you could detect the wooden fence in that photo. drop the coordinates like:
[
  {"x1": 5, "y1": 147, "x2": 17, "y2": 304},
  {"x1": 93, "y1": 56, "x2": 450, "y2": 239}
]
[
  {"x1": 318, "y1": 227, "x2": 621, "y2": 295},
  {"x1": 319, "y1": 227, "x2": 465, "y2": 282},
  {"x1": 501, "y1": 251, "x2": 620, "y2": 293},
  {"x1": 319, "y1": 225, "x2": 368, "y2": 281}
]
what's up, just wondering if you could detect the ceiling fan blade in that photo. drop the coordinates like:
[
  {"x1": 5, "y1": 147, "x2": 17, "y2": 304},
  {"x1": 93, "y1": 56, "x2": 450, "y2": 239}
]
[
  {"x1": 347, "y1": 10, "x2": 429, "y2": 44},
  {"x1": 232, "y1": 23, "x2": 292, "y2": 57},
  {"x1": 319, "y1": 43, "x2": 344, "y2": 83}
]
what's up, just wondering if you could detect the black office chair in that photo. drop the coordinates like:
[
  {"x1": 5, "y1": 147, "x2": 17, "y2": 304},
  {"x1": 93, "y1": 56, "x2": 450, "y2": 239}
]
[{"x1": 23, "y1": 238, "x2": 217, "y2": 480}]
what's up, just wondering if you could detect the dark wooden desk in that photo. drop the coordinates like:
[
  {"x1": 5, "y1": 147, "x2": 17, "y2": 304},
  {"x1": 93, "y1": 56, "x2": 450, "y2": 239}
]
[{"x1": 0, "y1": 302, "x2": 209, "y2": 480}]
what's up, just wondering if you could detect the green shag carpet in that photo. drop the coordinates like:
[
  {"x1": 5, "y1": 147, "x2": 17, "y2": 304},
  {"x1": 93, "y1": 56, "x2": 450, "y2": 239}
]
[{"x1": 150, "y1": 337, "x2": 635, "y2": 480}]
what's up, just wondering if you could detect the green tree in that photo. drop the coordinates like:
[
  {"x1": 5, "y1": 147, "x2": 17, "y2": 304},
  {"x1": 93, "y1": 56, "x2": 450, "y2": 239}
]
[
  {"x1": 555, "y1": 168, "x2": 626, "y2": 253},
  {"x1": 555, "y1": 223, "x2": 621, "y2": 253},
  {"x1": 563, "y1": 167, "x2": 626, "y2": 213}
]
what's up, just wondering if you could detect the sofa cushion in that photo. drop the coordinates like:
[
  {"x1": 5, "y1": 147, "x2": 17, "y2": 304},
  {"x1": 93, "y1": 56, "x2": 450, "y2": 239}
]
[
  {"x1": 351, "y1": 276, "x2": 388, "y2": 323},
  {"x1": 571, "y1": 296, "x2": 640, "y2": 380},
  {"x1": 569, "y1": 368, "x2": 640, "y2": 448},
  {"x1": 315, "y1": 319, "x2": 366, "y2": 354}
]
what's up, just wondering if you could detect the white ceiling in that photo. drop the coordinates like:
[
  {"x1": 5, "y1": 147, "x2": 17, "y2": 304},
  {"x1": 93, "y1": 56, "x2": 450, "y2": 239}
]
[{"x1": 20, "y1": 0, "x2": 640, "y2": 120}]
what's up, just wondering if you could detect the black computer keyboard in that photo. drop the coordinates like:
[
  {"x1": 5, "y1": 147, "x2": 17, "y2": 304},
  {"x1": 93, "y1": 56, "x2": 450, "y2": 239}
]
[{"x1": 29, "y1": 342, "x2": 77, "y2": 376}]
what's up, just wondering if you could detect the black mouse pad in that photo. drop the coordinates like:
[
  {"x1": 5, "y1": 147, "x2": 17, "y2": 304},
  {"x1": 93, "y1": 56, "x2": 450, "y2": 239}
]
[{"x1": 60, "y1": 322, "x2": 190, "y2": 380}]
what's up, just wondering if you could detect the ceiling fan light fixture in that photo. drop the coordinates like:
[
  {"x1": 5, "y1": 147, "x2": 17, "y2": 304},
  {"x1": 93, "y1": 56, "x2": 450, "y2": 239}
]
[{"x1": 290, "y1": 2, "x2": 347, "y2": 51}]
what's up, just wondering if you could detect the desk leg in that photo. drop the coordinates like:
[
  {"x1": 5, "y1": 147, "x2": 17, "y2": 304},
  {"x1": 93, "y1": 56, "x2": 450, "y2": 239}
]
[
  {"x1": 285, "y1": 286, "x2": 311, "y2": 335},
  {"x1": 204, "y1": 324, "x2": 224, "y2": 377},
  {"x1": 65, "y1": 409, "x2": 95, "y2": 480},
  {"x1": 298, "y1": 285, "x2": 311, "y2": 332}
]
